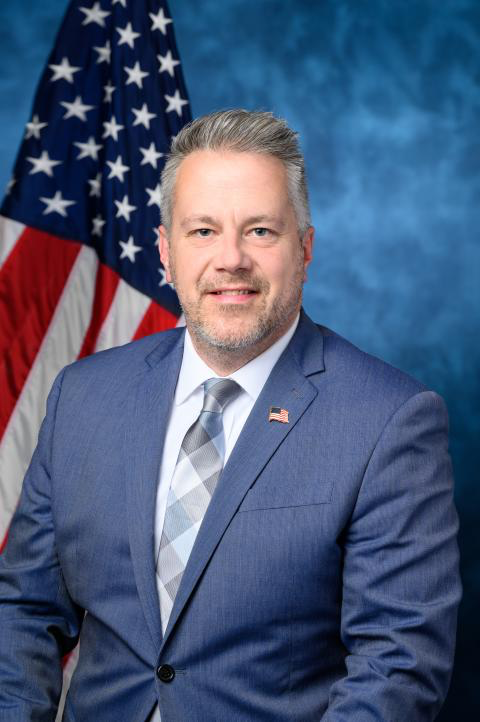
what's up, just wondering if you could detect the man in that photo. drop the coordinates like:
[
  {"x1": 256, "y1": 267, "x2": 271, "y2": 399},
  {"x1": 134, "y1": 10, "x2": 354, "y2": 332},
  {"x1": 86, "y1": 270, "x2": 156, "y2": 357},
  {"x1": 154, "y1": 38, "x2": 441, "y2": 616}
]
[{"x1": 0, "y1": 110, "x2": 461, "y2": 721}]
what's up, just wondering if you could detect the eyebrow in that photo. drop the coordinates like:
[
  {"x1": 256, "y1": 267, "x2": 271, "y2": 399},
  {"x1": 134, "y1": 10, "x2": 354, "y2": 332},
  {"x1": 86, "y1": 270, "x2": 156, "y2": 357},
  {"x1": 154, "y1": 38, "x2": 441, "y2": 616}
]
[
  {"x1": 244, "y1": 215, "x2": 286, "y2": 229},
  {"x1": 180, "y1": 215, "x2": 218, "y2": 229}
]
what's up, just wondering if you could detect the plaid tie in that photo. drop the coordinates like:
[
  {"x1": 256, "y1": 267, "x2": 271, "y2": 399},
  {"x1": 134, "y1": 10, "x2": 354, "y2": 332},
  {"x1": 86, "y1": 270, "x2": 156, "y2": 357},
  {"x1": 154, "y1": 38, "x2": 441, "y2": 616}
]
[{"x1": 157, "y1": 377, "x2": 241, "y2": 633}]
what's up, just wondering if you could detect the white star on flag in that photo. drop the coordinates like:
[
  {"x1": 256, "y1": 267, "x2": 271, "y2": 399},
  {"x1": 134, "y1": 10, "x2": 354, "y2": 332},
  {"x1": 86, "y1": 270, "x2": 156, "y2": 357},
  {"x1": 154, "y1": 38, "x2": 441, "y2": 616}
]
[
  {"x1": 150, "y1": 8, "x2": 172, "y2": 34},
  {"x1": 60, "y1": 96, "x2": 95, "y2": 122},
  {"x1": 88, "y1": 172, "x2": 102, "y2": 197},
  {"x1": 158, "y1": 267, "x2": 173, "y2": 288},
  {"x1": 102, "y1": 116, "x2": 124, "y2": 141},
  {"x1": 103, "y1": 82, "x2": 115, "y2": 103},
  {"x1": 27, "y1": 150, "x2": 61, "y2": 177},
  {"x1": 158, "y1": 50, "x2": 180, "y2": 77},
  {"x1": 40, "y1": 190, "x2": 76, "y2": 217},
  {"x1": 79, "y1": 3, "x2": 110, "y2": 28},
  {"x1": 112, "y1": 0, "x2": 126, "y2": 6},
  {"x1": 6, "y1": 178, "x2": 16, "y2": 195},
  {"x1": 115, "y1": 194, "x2": 137, "y2": 221},
  {"x1": 117, "y1": 22, "x2": 140, "y2": 49},
  {"x1": 106, "y1": 155, "x2": 129, "y2": 181},
  {"x1": 74, "y1": 137, "x2": 102, "y2": 161},
  {"x1": 92, "y1": 214, "x2": 106, "y2": 236},
  {"x1": 132, "y1": 103, "x2": 156, "y2": 129},
  {"x1": 49, "y1": 57, "x2": 81, "y2": 83},
  {"x1": 25, "y1": 115, "x2": 47, "y2": 140},
  {"x1": 140, "y1": 142, "x2": 163, "y2": 169},
  {"x1": 164, "y1": 90, "x2": 188, "y2": 116},
  {"x1": 146, "y1": 183, "x2": 162, "y2": 208},
  {"x1": 94, "y1": 40, "x2": 111, "y2": 64},
  {"x1": 119, "y1": 236, "x2": 142, "y2": 262},
  {"x1": 124, "y1": 61, "x2": 149, "y2": 89}
]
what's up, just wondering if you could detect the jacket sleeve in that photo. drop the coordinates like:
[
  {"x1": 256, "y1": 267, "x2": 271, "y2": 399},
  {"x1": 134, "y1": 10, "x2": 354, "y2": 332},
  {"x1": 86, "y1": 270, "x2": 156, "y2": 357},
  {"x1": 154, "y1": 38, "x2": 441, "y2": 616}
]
[
  {"x1": 321, "y1": 390, "x2": 461, "y2": 721},
  {"x1": 0, "y1": 370, "x2": 83, "y2": 721}
]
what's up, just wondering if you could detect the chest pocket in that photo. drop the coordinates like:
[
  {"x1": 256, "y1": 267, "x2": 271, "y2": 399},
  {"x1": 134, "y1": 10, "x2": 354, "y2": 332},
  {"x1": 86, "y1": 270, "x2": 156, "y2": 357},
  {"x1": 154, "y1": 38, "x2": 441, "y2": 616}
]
[{"x1": 237, "y1": 433, "x2": 334, "y2": 511}]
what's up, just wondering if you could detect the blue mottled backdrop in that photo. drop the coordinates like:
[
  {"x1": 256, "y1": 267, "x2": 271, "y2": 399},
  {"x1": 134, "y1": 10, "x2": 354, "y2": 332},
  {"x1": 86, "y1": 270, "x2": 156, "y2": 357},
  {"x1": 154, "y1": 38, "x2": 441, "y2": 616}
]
[{"x1": 1, "y1": 0, "x2": 478, "y2": 716}]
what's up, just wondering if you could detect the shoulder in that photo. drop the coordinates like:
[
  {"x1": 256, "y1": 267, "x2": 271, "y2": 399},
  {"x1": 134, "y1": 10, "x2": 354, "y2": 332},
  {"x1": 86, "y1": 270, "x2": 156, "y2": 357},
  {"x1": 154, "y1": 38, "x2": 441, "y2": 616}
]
[
  {"x1": 319, "y1": 324, "x2": 427, "y2": 396},
  {"x1": 296, "y1": 321, "x2": 449, "y2": 459},
  {"x1": 58, "y1": 326, "x2": 184, "y2": 394},
  {"x1": 304, "y1": 321, "x2": 434, "y2": 429}
]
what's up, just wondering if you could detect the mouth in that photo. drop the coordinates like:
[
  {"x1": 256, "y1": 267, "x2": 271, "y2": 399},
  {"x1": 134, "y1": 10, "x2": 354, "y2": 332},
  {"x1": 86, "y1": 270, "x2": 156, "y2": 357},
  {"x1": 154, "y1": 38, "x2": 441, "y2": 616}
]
[
  {"x1": 211, "y1": 288, "x2": 256, "y2": 295},
  {"x1": 206, "y1": 288, "x2": 258, "y2": 303}
]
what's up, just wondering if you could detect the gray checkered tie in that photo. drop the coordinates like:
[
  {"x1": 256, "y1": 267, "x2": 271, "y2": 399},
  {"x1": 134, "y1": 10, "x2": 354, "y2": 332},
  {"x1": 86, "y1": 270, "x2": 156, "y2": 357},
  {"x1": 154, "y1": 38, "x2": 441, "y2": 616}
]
[{"x1": 157, "y1": 377, "x2": 241, "y2": 633}]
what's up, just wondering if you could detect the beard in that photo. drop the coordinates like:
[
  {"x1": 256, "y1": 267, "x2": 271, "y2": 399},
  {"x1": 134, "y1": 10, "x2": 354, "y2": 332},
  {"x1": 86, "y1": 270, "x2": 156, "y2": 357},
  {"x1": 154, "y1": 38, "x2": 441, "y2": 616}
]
[{"x1": 171, "y1": 259, "x2": 304, "y2": 354}]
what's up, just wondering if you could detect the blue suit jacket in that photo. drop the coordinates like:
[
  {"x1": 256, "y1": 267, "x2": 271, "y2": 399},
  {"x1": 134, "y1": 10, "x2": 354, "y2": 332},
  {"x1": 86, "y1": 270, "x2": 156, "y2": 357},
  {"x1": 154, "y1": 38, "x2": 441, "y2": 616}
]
[{"x1": 0, "y1": 312, "x2": 461, "y2": 721}]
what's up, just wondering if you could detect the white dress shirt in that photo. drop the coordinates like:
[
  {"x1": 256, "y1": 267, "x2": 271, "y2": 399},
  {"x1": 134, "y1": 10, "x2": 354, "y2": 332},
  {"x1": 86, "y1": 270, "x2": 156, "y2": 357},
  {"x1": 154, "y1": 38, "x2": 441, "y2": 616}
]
[{"x1": 151, "y1": 315, "x2": 298, "y2": 719}]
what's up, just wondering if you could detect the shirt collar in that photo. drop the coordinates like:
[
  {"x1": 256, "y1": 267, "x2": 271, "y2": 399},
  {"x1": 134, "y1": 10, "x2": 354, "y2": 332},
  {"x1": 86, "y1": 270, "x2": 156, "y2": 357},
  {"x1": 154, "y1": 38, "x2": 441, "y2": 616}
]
[{"x1": 175, "y1": 314, "x2": 300, "y2": 406}]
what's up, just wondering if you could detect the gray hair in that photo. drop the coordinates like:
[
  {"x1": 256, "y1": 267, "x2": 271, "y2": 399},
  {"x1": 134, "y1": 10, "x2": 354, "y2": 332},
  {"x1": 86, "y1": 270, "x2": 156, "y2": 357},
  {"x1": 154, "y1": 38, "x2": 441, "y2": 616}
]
[{"x1": 160, "y1": 109, "x2": 311, "y2": 236}]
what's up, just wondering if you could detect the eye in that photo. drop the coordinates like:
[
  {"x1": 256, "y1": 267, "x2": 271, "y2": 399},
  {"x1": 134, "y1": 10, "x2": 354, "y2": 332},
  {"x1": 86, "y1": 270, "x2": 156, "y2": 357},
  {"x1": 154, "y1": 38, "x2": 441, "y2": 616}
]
[
  {"x1": 195, "y1": 228, "x2": 212, "y2": 237},
  {"x1": 251, "y1": 227, "x2": 269, "y2": 237}
]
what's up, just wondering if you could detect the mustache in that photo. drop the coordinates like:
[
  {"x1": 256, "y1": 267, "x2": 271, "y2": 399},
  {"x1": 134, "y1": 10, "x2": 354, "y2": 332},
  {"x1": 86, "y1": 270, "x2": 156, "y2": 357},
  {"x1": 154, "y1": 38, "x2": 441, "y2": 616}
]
[{"x1": 197, "y1": 272, "x2": 269, "y2": 294}]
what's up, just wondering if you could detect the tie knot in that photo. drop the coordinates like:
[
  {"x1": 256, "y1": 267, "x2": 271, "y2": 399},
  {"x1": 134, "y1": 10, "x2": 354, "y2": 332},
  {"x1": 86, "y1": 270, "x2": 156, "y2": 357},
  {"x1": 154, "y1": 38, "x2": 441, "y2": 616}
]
[{"x1": 202, "y1": 377, "x2": 241, "y2": 413}]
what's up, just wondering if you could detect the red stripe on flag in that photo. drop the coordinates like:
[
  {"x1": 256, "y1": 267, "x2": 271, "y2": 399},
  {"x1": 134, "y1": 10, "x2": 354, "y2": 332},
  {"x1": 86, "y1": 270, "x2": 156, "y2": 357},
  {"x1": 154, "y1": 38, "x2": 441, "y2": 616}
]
[
  {"x1": 77, "y1": 262, "x2": 120, "y2": 359},
  {"x1": 0, "y1": 530, "x2": 8, "y2": 554},
  {"x1": 0, "y1": 227, "x2": 81, "y2": 439},
  {"x1": 62, "y1": 651, "x2": 73, "y2": 669},
  {"x1": 132, "y1": 298, "x2": 179, "y2": 340}
]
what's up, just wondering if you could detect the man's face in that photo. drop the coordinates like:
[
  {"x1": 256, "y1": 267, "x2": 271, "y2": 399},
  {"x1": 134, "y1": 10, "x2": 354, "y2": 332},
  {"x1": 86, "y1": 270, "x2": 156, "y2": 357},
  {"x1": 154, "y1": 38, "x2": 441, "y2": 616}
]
[{"x1": 159, "y1": 149, "x2": 313, "y2": 356}]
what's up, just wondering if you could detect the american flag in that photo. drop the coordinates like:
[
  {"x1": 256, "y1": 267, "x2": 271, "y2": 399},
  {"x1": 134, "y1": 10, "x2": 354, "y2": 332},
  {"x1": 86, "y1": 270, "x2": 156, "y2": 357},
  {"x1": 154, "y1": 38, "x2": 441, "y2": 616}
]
[
  {"x1": 0, "y1": 0, "x2": 190, "y2": 554},
  {"x1": 268, "y1": 407, "x2": 289, "y2": 424}
]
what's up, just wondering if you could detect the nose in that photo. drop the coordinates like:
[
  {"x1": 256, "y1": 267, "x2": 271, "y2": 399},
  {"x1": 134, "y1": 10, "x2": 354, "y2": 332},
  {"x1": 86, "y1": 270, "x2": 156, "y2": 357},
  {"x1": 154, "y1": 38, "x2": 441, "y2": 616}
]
[{"x1": 213, "y1": 229, "x2": 252, "y2": 273}]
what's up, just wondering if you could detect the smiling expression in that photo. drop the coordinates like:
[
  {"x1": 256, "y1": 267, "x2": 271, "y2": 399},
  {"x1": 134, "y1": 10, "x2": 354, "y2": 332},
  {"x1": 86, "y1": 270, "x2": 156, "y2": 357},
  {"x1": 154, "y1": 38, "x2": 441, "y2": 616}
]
[{"x1": 158, "y1": 149, "x2": 313, "y2": 366}]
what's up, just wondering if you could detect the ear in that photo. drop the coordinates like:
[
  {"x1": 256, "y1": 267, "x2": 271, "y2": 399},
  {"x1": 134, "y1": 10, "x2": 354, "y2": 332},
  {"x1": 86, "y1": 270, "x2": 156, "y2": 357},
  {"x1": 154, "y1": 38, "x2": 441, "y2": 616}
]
[
  {"x1": 302, "y1": 226, "x2": 314, "y2": 281},
  {"x1": 158, "y1": 225, "x2": 173, "y2": 282}
]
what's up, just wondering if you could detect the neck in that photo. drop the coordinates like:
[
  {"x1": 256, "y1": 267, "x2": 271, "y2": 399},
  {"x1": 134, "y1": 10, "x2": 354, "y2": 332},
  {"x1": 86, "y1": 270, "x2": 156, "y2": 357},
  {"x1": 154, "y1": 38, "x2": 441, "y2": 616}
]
[
  {"x1": 188, "y1": 322, "x2": 298, "y2": 376},
  {"x1": 188, "y1": 335, "x2": 271, "y2": 376}
]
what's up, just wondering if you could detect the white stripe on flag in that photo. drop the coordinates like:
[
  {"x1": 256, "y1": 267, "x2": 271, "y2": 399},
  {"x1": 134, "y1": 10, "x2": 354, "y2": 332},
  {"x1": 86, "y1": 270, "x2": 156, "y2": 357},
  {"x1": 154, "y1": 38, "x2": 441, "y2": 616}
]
[
  {"x1": 0, "y1": 214, "x2": 25, "y2": 270},
  {"x1": 55, "y1": 643, "x2": 80, "y2": 722},
  {"x1": 0, "y1": 246, "x2": 98, "y2": 539},
  {"x1": 94, "y1": 278, "x2": 152, "y2": 352}
]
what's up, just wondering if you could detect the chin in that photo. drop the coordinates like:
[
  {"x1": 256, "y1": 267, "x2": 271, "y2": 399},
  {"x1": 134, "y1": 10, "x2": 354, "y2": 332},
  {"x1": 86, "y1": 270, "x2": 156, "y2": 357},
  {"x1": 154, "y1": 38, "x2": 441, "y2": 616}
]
[{"x1": 194, "y1": 319, "x2": 268, "y2": 352}]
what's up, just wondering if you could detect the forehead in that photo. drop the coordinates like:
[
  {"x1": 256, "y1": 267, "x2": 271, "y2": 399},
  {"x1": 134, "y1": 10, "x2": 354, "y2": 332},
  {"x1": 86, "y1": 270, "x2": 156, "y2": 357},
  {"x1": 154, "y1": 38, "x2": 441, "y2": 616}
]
[{"x1": 173, "y1": 150, "x2": 290, "y2": 217}]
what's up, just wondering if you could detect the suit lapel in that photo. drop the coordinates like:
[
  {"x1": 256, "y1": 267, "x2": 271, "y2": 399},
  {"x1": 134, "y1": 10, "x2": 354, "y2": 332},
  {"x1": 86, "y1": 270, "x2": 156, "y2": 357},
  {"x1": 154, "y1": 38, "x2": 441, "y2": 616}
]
[
  {"x1": 161, "y1": 312, "x2": 325, "y2": 649},
  {"x1": 124, "y1": 329, "x2": 184, "y2": 654}
]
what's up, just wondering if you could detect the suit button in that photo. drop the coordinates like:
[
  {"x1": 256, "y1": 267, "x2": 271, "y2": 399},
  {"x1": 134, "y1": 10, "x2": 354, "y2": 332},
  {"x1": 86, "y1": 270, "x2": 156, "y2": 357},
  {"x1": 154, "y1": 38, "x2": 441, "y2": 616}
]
[{"x1": 156, "y1": 664, "x2": 175, "y2": 683}]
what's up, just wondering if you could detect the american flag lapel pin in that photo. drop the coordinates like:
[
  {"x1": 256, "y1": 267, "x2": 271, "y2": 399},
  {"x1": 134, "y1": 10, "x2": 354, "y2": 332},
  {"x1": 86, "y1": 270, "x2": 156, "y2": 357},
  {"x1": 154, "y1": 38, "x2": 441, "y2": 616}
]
[{"x1": 268, "y1": 406, "x2": 289, "y2": 424}]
